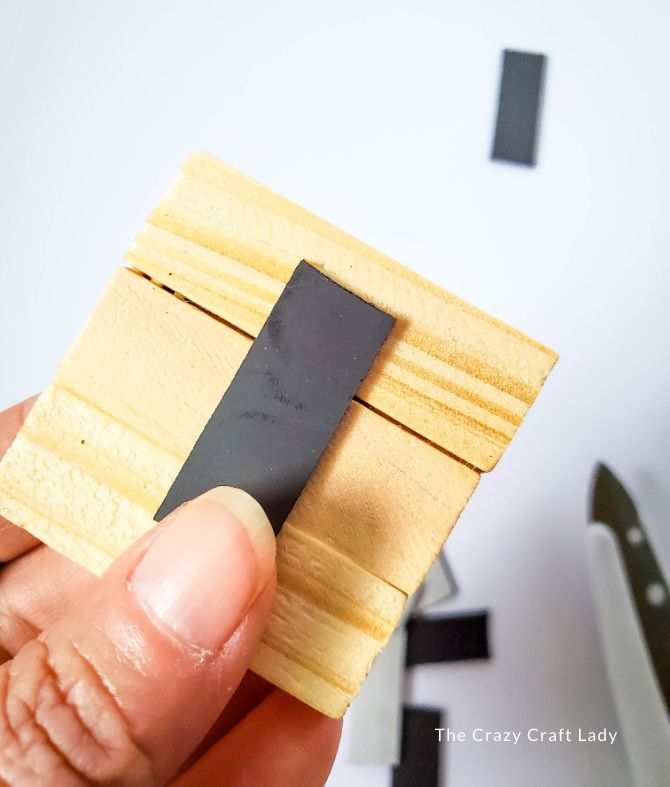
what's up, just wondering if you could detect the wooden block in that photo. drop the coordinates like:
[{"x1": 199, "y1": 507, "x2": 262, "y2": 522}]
[
  {"x1": 0, "y1": 151, "x2": 556, "y2": 717},
  {"x1": 0, "y1": 269, "x2": 475, "y2": 716},
  {"x1": 126, "y1": 151, "x2": 558, "y2": 471}
]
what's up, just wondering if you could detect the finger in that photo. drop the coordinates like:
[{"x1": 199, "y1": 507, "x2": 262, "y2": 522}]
[
  {"x1": 0, "y1": 396, "x2": 37, "y2": 458},
  {"x1": 0, "y1": 546, "x2": 95, "y2": 660},
  {"x1": 0, "y1": 396, "x2": 40, "y2": 562},
  {"x1": 176, "y1": 689, "x2": 342, "y2": 787},
  {"x1": 178, "y1": 671, "x2": 274, "y2": 775},
  {"x1": 0, "y1": 486, "x2": 276, "y2": 785},
  {"x1": 0, "y1": 521, "x2": 40, "y2": 564},
  {"x1": 207, "y1": 671, "x2": 274, "y2": 738}
]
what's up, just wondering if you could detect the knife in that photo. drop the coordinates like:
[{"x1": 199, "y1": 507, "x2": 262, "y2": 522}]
[
  {"x1": 588, "y1": 463, "x2": 670, "y2": 786},
  {"x1": 590, "y1": 462, "x2": 670, "y2": 708}
]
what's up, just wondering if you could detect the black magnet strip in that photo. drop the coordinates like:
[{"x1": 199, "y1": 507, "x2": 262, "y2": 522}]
[
  {"x1": 155, "y1": 261, "x2": 395, "y2": 532},
  {"x1": 405, "y1": 609, "x2": 490, "y2": 666},
  {"x1": 491, "y1": 49, "x2": 547, "y2": 166},
  {"x1": 392, "y1": 706, "x2": 443, "y2": 787}
]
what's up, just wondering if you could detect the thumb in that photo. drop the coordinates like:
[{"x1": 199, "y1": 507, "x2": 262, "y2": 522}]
[{"x1": 0, "y1": 487, "x2": 276, "y2": 786}]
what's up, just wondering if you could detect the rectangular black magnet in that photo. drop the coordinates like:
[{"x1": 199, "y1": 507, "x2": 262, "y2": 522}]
[
  {"x1": 491, "y1": 49, "x2": 547, "y2": 166},
  {"x1": 405, "y1": 610, "x2": 490, "y2": 666},
  {"x1": 392, "y1": 706, "x2": 443, "y2": 787},
  {"x1": 155, "y1": 261, "x2": 395, "y2": 532}
]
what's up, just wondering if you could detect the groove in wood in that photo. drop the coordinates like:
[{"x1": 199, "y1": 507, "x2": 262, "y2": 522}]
[
  {"x1": 0, "y1": 268, "x2": 476, "y2": 716},
  {"x1": 127, "y1": 151, "x2": 558, "y2": 471}
]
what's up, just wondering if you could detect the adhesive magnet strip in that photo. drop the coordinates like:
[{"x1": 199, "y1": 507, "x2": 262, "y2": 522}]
[
  {"x1": 155, "y1": 261, "x2": 395, "y2": 530},
  {"x1": 348, "y1": 626, "x2": 408, "y2": 765},
  {"x1": 392, "y1": 706, "x2": 443, "y2": 787},
  {"x1": 414, "y1": 551, "x2": 459, "y2": 612},
  {"x1": 491, "y1": 49, "x2": 547, "y2": 166},
  {"x1": 406, "y1": 609, "x2": 490, "y2": 666}
]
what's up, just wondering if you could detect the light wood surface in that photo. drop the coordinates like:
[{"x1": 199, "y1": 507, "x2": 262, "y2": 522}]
[
  {"x1": 126, "y1": 151, "x2": 558, "y2": 471},
  {"x1": 0, "y1": 151, "x2": 556, "y2": 716},
  {"x1": 0, "y1": 269, "x2": 477, "y2": 716}
]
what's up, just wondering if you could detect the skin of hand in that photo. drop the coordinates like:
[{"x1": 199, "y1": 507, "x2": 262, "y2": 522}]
[{"x1": 0, "y1": 398, "x2": 342, "y2": 786}]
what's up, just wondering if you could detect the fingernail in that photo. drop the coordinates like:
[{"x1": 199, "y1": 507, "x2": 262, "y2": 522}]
[
  {"x1": 130, "y1": 487, "x2": 275, "y2": 650},
  {"x1": 198, "y1": 487, "x2": 277, "y2": 586}
]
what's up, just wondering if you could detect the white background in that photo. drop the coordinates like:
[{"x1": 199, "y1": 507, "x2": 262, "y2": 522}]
[{"x1": 2, "y1": 2, "x2": 669, "y2": 785}]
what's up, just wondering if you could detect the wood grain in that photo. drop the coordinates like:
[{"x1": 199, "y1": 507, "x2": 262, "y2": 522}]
[
  {"x1": 0, "y1": 269, "x2": 476, "y2": 716},
  {"x1": 0, "y1": 152, "x2": 556, "y2": 716},
  {"x1": 126, "y1": 151, "x2": 558, "y2": 471}
]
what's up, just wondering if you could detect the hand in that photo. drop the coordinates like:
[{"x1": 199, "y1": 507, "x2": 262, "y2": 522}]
[{"x1": 0, "y1": 398, "x2": 342, "y2": 785}]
